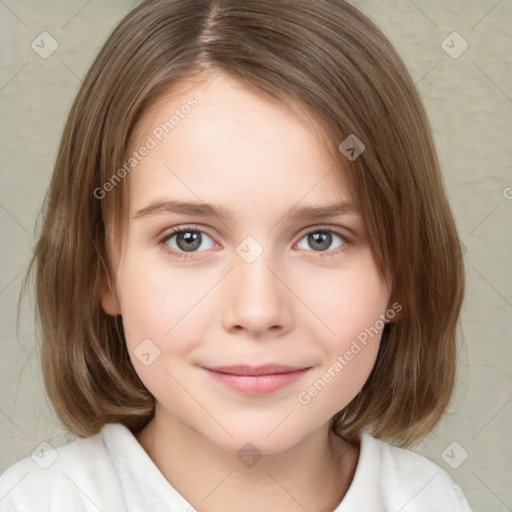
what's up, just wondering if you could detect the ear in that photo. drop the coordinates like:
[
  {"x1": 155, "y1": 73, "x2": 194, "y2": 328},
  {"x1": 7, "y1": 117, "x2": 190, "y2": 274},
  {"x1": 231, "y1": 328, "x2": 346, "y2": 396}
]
[
  {"x1": 99, "y1": 255, "x2": 121, "y2": 316},
  {"x1": 101, "y1": 279, "x2": 121, "y2": 317},
  {"x1": 388, "y1": 304, "x2": 405, "y2": 323},
  {"x1": 100, "y1": 229, "x2": 122, "y2": 317},
  {"x1": 385, "y1": 295, "x2": 405, "y2": 324},
  {"x1": 384, "y1": 273, "x2": 405, "y2": 324}
]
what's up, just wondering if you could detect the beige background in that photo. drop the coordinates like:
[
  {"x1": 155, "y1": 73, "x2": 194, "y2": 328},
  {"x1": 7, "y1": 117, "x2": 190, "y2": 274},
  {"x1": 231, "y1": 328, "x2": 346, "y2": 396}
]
[{"x1": 1, "y1": 0, "x2": 511, "y2": 510}]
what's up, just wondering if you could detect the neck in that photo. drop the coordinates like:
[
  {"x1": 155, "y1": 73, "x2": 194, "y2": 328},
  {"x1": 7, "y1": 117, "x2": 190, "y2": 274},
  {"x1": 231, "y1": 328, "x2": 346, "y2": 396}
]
[{"x1": 136, "y1": 409, "x2": 359, "y2": 512}]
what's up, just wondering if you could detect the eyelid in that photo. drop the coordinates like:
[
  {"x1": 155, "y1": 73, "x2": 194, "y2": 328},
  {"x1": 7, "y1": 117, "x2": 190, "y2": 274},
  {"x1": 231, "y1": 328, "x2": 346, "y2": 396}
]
[
  {"x1": 162, "y1": 225, "x2": 219, "y2": 245},
  {"x1": 158, "y1": 224, "x2": 220, "y2": 259},
  {"x1": 299, "y1": 224, "x2": 351, "y2": 237},
  {"x1": 158, "y1": 223, "x2": 352, "y2": 259},
  {"x1": 295, "y1": 225, "x2": 351, "y2": 254},
  {"x1": 160, "y1": 224, "x2": 217, "y2": 243}
]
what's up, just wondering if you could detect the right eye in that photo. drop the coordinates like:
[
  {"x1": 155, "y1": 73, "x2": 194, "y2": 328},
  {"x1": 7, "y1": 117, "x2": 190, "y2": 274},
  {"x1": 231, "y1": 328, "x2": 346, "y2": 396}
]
[{"x1": 160, "y1": 226, "x2": 217, "y2": 258}]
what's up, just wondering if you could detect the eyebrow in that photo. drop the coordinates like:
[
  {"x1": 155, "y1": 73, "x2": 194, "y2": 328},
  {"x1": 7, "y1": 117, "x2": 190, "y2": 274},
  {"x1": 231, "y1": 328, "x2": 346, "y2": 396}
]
[{"x1": 132, "y1": 199, "x2": 360, "y2": 221}]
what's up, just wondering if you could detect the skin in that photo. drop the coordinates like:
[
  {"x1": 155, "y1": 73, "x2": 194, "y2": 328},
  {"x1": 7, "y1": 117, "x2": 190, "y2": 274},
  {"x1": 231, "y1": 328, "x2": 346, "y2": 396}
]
[{"x1": 102, "y1": 72, "x2": 393, "y2": 512}]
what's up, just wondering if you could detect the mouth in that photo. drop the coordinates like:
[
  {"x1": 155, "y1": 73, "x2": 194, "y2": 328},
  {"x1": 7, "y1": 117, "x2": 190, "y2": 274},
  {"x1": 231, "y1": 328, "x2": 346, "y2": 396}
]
[{"x1": 202, "y1": 364, "x2": 311, "y2": 395}]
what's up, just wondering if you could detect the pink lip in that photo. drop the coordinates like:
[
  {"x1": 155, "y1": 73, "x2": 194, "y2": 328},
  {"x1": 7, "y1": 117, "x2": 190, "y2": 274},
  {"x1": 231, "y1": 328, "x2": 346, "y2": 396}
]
[{"x1": 203, "y1": 365, "x2": 311, "y2": 395}]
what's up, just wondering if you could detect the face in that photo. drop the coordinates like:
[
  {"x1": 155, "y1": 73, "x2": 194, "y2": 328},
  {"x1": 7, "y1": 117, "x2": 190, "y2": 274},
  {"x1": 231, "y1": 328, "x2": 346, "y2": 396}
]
[{"x1": 102, "y1": 73, "x2": 392, "y2": 455}]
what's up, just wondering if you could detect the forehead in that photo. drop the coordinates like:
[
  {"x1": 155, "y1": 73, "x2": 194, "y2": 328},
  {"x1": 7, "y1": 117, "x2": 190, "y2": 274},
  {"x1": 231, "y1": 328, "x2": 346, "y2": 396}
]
[{"x1": 127, "y1": 73, "x2": 354, "y2": 214}]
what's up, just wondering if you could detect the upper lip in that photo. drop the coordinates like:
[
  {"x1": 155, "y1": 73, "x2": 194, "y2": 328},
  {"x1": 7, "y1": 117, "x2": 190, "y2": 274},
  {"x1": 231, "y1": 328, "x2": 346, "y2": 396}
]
[{"x1": 204, "y1": 365, "x2": 310, "y2": 376}]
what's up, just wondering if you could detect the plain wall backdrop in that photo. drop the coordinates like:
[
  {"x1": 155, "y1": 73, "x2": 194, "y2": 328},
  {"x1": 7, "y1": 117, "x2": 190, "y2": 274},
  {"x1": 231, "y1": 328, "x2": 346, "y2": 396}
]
[{"x1": 1, "y1": 0, "x2": 511, "y2": 510}]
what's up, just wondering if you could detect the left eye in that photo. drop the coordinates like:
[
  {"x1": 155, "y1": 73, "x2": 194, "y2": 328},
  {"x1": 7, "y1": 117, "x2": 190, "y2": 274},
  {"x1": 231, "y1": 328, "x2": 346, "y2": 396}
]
[{"x1": 296, "y1": 230, "x2": 346, "y2": 252}]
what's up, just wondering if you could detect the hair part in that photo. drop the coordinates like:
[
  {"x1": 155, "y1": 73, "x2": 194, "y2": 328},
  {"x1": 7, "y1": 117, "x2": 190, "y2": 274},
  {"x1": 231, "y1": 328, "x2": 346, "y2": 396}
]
[{"x1": 23, "y1": 0, "x2": 465, "y2": 445}]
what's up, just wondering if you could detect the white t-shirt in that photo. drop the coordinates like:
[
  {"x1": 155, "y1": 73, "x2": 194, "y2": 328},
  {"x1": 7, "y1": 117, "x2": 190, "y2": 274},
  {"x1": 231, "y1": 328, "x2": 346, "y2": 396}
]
[{"x1": 0, "y1": 423, "x2": 473, "y2": 511}]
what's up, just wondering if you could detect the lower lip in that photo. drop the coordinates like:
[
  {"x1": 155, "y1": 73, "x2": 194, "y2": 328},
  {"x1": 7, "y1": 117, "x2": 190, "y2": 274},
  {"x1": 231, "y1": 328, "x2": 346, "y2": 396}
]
[{"x1": 204, "y1": 368, "x2": 310, "y2": 395}]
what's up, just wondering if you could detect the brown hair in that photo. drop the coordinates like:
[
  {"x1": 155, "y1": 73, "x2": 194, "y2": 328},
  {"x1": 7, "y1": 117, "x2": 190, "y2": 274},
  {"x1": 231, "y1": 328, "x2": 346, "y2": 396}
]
[{"x1": 22, "y1": 0, "x2": 465, "y2": 445}]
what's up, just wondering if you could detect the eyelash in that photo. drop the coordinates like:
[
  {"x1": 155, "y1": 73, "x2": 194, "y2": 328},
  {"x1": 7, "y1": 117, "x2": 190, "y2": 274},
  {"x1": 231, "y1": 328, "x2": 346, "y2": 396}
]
[{"x1": 158, "y1": 225, "x2": 351, "y2": 260}]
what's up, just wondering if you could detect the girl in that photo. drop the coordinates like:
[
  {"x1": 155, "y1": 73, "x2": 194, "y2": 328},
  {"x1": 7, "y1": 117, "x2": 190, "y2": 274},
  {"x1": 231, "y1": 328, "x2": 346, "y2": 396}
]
[{"x1": 0, "y1": 0, "x2": 472, "y2": 510}]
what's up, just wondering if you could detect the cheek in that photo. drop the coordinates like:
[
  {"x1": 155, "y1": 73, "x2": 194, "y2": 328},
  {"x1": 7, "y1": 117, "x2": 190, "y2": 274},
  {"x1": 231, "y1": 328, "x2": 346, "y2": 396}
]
[
  {"x1": 117, "y1": 252, "x2": 212, "y2": 343},
  {"x1": 116, "y1": 260, "x2": 205, "y2": 400},
  {"x1": 297, "y1": 300, "x2": 386, "y2": 418},
  {"x1": 294, "y1": 254, "x2": 389, "y2": 411},
  {"x1": 296, "y1": 344, "x2": 378, "y2": 422},
  {"x1": 300, "y1": 252, "x2": 389, "y2": 349},
  {"x1": 116, "y1": 253, "x2": 220, "y2": 395}
]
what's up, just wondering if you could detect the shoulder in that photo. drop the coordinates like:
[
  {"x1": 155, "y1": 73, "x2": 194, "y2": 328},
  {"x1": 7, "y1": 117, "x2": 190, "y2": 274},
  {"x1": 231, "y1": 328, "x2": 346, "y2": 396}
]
[
  {"x1": 338, "y1": 433, "x2": 473, "y2": 511},
  {"x1": 0, "y1": 423, "x2": 128, "y2": 511}
]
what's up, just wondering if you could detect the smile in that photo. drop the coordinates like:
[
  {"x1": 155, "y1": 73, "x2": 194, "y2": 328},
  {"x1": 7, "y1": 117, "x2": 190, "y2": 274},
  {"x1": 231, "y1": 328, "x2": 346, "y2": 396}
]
[{"x1": 202, "y1": 365, "x2": 311, "y2": 395}]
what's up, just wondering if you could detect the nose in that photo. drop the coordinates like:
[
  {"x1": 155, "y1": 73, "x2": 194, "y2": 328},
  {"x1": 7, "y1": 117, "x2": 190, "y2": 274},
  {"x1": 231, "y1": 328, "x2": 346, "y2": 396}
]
[{"x1": 221, "y1": 253, "x2": 294, "y2": 339}]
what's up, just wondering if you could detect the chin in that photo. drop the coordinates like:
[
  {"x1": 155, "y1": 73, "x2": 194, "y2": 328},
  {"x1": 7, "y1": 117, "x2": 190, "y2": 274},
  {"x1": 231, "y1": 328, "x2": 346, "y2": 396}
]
[{"x1": 205, "y1": 420, "x2": 312, "y2": 456}]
